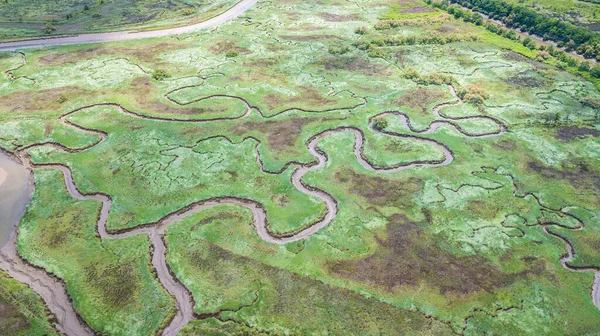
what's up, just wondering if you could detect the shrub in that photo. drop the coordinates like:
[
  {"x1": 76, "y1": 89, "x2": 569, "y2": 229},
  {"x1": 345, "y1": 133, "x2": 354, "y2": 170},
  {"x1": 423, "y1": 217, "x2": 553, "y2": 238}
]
[
  {"x1": 43, "y1": 21, "x2": 56, "y2": 34},
  {"x1": 535, "y1": 50, "x2": 551, "y2": 61},
  {"x1": 578, "y1": 61, "x2": 591, "y2": 72},
  {"x1": 522, "y1": 37, "x2": 536, "y2": 50},
  {"x1": 373, "y1": 118, "x2": 388, "y2": 131},
  {"x1": 419, "y1": 72, "x2": 454, "y2": 85},
  {"x1": 328, "y1": 45, "x2": 350, "y2": 55},
  {"x1": 458, "y1": 85, "x2": 489, "y2": 106},
  {"x1": 181, "y1": 8, "x2": 195, "y2": 16},
  {"x1": 367, "y1": 47, "x2": 388, "y2": 58},
  {"x1": 225, "y1": 50, "x2": 239, "y2": 58},
  {"x1": 403, "y1": 67, "x2": 421, "y2": 80},
  {"x1": 590, "y1": 65, "x2": 600, "y2": 78},
  {"x1": 152, "y1": 69, "x2": 169, "y2": 80},
  {"x1": 355, "y1": 26, "x2": 367, "y2": 35}
]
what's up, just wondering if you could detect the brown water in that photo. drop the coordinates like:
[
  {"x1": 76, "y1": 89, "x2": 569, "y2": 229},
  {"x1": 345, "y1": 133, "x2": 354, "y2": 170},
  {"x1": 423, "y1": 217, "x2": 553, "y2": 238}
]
[{"x1": 0, "y1": 152, "x2": 30, "y2": 248}]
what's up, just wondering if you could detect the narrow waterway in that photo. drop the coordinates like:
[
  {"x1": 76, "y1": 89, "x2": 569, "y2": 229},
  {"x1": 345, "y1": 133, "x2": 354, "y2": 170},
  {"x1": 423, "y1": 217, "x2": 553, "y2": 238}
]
[{"x1": 0, "y1": 152, "x2": 30, "y2": 247}]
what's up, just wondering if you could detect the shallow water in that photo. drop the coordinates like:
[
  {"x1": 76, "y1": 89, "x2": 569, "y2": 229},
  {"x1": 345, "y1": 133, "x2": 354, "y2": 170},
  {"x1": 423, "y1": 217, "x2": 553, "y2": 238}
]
[{"x1": 0, "y1": 152, "x2": 30, "y2": 247}]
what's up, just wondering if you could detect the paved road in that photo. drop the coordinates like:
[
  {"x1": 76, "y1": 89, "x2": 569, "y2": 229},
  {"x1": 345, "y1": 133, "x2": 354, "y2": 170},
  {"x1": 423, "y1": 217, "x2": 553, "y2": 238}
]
[{"x1": 0, "y1": 0, "x2": 259, "y2": 52}]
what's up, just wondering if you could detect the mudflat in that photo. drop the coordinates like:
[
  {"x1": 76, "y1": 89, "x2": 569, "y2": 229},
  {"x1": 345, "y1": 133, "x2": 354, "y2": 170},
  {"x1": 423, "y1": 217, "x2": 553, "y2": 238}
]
[{"x1": 0, "y1": 153, "x2": 30, "y2": 247}]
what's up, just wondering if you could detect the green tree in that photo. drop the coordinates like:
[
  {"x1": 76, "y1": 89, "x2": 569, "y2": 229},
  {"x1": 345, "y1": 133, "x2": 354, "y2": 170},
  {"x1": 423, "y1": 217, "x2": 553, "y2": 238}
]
[{"x1": 522, "y1": 37, "x2": 536, "y2": 50}]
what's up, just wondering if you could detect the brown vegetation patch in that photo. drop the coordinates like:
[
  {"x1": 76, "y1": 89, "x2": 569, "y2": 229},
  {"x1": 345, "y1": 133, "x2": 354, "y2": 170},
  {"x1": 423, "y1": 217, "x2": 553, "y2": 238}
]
[
  {"x1": 242, "y1": 57, "x2": 280, "y2": 69},
  {"x1": 38, "y1": 42, "x2": 179, "y2": 65},
  {"x1": 232, "y1": 117, "x2": 318, "y2": 151},
  {"x1": 555, "y1": 126, "x2": 600, "y2": 141},
  {"x1": 0, "y1": 299, "x2": 29, "y2": 331},
  {"x1": 493, "y1": 138, "x2": 517, "y2": 151},
  {"x1": 278, "y1": 34, "x2": 343, "y2": 41},
  {"x1": 0, "y1": 86, "x2": 90, "y2": 112},
  {"x1": 330, "y1": 213, "x2": 545, "y2": 295},
  {"x1": 335, "y1": 168, "x2": 422, "y2": 207},
  {"x1": 502, "y1": 51, "x2": 544, "y2": 67},
  {"x1": 395, "y1": 87, "x2": 447, "y2": 115},
  {"x1": 262, "y1": 86, "x2": 341, "y2": 112},
  {"x1": 505, "y1": 71, "x2": 549, "y2": 88},
  {"x1": 185, "y1": 242, "x2": 453, "y2": 333},
  {"x1": 318, "y1": 12, "x2": 361, "y2": 22},
  {"x1": 316, "y1": 55, "x2": 391, "y2": 77},
  {"x1": 528, "y1": 160, "x2": 600, "y2": 197},
  {"x1": 400, "y1": 6, "x2": 435, "y2": 14},
  {"x1": 127, "y1": 77, "x2": 234, "y2": 117},
  {"x1": 85, "y1": 263, "x2": 138, "y2": 307},
  {"x1": 208, "y1": 39, "x2": 251, "y2": 55}
]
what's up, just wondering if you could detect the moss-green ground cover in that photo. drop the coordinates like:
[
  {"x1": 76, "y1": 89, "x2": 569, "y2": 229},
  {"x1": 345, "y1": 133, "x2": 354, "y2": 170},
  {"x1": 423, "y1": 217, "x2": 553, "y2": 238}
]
[{"x1": 1, "y1": 0, "x2": 600, "y2": 334}]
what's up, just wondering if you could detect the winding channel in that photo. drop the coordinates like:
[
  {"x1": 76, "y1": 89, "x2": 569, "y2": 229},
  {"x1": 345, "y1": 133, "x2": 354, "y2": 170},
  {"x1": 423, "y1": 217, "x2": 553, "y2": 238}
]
[
  {"x1": 1, "y1": 83, "x2": 598, "y2": 335},
  {"x1": 0, "y1": 0, "x2": 259, "y2": 52}
]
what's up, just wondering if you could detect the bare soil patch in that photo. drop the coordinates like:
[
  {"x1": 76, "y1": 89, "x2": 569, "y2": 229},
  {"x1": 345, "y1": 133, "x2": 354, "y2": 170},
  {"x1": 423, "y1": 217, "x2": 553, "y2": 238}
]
[{"x1": 556, "y1": 126, "x2": 600, "y2": 141}]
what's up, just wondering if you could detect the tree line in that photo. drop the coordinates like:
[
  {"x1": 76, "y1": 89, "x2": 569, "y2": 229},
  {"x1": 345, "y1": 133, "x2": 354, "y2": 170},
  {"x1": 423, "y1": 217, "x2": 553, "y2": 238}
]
[{"x1": 428, "y1": 0, "x2": 600, "y2": 60}]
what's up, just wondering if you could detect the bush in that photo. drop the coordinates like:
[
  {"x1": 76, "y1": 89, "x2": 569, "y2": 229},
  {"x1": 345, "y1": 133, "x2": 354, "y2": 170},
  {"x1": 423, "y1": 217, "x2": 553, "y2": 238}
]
[
  {"x1": 152, "y1": 69, "x2": 169, "y2": 81},
  {"x1": 403, "y1": 67, "x2": 421, "y2": 80},
  {"x1": 522, "y1": 37, "x2": 536, "y2": 50},
  {"x1": 458, "y1": 85, "x2": 489, "y2": 106},
  {"x1": 355, "y1": 26, "x2": 367, "y2": 35},
  {"x1": 225, "y1": 50, "x2": 239, "y2": 58},
  {"x1": 535, "y1": 50, "x2": 551, "y2": 61},
  {"x1": 43, "y1": 21, "x2": 56, "y2": 34},
  {"x1": 590, "y1": 66, "x2": 600, "y2": 78},
  {"x1": 181, "y1": 8, "x2": 195, "y2": 16},
  {"x1": 373, "y1": 118, "x2": 388, "y2": 131},
  {"x1": 328, "y1": 45, "x2": 350, "y2": 55},
  {"x1": 419, "y1": 72, "x2": 454, "y2": 85},
  {"x1": 367, "y1": 47, "x2": 388, "y2": 58},
  {"x1": 578, "y1": 61, "x2": 591, "y2": 72}
]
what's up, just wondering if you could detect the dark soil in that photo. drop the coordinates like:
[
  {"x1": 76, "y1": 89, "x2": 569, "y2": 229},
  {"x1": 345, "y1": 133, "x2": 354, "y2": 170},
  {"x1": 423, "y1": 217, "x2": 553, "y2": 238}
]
[
  {"x1": 528, "y1": 160, "x2": 600, "y2": 197},
  {"x1": 556, "y1": 126, "x2": 600, "y2": 141},
  {"x1": 505, "y1": 71, "x2": 549, "y2": 88}
]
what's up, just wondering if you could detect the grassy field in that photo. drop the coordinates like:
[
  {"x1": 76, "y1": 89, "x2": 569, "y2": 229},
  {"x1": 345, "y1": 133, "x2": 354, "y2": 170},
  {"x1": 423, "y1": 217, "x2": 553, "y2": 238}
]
[
  {"x1": 0, "y1": 0, "x2": 239, "y2": 41},
  {"x1": 1, "y1": 0, "x2": 600, "y2": 334}
]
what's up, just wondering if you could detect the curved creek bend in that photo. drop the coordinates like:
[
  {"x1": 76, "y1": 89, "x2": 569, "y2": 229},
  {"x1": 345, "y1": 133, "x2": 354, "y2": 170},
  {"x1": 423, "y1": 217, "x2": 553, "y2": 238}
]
[{"x1": 1, "y1": 84, "x2": 599, "y2": 335}]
